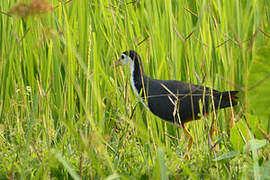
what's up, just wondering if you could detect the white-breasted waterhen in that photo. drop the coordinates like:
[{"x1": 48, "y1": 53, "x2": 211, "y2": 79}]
[{"x1": 116, "y1": 50, "x2": 238, "y2": 156}]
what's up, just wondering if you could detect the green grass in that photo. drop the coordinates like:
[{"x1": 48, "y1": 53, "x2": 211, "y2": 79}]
[{"x1": 1, "y1": 0, "x2": 270, "y2": 179}]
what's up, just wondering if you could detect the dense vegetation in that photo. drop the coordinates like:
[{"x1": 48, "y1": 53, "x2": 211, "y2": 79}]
[{"x1": 0, "y1": 0, "x2": 269, "y2": 179}]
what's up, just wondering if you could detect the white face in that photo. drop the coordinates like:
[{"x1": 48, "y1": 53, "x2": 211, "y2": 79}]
[{"x1": 120, "y1": 53, "x2": 133, "y2": 66}]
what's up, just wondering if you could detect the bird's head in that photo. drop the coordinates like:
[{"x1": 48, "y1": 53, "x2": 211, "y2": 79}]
[
  {"x1": 119, "y1": 50, "x2": 139, "y2": 66},
  {"x1": 114, "y1": 50, "x2": 144, "y2": 73}
]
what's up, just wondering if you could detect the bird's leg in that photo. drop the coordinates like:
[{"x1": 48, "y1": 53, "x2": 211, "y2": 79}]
[
  {"x1": 209, "y1": 115, "x2": 220, "y2": 151},
  {"x1": 182, "y1": 123, "x2": 193, "y2": 159},
  {"x1": 209, "y1": 88, "x2": 218, "y2": 139},
  {"x1": 210, "y1": 114, "x2": 216, "y2": 138}
]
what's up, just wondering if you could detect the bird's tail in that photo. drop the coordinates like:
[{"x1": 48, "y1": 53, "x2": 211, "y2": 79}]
[{"x1": 218, "y1": 91, "x2": 239, "y2": 109}]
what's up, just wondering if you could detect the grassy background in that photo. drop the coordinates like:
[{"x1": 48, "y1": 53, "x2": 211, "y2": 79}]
[{"x1": 0, "y1": 0, "x2": 270, "y2": 179}]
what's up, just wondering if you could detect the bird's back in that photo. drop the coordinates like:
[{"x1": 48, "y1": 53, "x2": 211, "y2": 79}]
[{"x1": 141, "y1": 76, "x2": 238, "y2": 124}]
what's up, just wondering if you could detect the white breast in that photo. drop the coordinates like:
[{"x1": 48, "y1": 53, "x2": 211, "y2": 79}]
[
  {"x1": 130, "y1": 61, "x2": 139, "y2": 96},
  {"x1": 129, "y1": 61, "x2": 147, "y2": 107}
]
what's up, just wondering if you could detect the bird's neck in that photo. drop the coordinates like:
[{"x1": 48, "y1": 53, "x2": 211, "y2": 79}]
[{"x1": 130, "y1": 60, "x2": 146, "y2": 97}]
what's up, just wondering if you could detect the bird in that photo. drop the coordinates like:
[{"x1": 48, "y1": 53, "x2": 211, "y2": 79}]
[{"x1": 116, "y1": 50, "x2": 238, "y2": 156}]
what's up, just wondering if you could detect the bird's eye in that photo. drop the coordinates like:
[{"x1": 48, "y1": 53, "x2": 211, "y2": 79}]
[{"x1": 121, "y1": 54, "x2": 125, "y2": 59}]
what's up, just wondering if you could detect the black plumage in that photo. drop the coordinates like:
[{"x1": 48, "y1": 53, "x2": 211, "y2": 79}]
[
  {"x1": 118, "y1": 50, "x2": 238, "y2": 156},
  {"x1": 121, "y1": 50, "x2": 238, "y2": 125}
]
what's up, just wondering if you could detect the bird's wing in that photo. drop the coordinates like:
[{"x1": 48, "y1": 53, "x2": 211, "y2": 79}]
[{"x1": 158, "y1": 80, "x2": 220, "y2": 97}]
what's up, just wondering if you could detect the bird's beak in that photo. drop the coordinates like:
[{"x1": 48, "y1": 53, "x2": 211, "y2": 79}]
[{"x1": 112, "y1": 58, "x2": 122, "y2": 68}]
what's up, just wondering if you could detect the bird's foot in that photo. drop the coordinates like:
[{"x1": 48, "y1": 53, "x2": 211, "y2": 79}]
[{"x1": 184, "y1": 152, "x2": 190, "y2": 159}]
